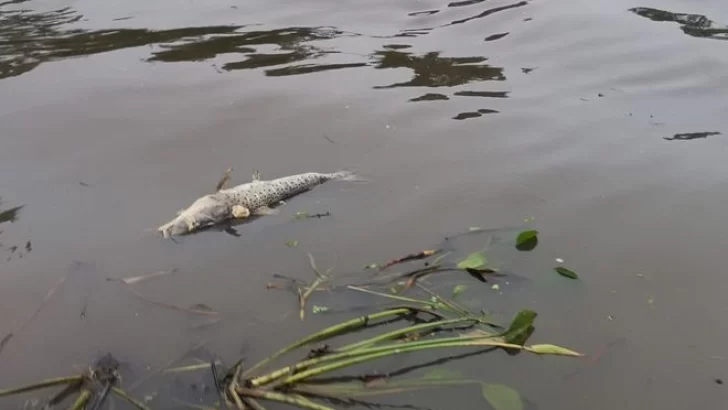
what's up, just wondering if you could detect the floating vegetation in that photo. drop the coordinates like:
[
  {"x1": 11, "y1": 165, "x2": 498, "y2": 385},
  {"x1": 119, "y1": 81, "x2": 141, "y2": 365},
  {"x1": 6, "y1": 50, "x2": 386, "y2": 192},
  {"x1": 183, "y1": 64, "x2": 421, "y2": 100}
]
[
  {"x1": 630, "y1": 7, "x2": 728, "y2": 40},
  {"x1": 554, "y1": 266, "x2": 579, "y2": 280},
  {"x1": 0, "y1": 224, "x2": 586, "y2": 409}
]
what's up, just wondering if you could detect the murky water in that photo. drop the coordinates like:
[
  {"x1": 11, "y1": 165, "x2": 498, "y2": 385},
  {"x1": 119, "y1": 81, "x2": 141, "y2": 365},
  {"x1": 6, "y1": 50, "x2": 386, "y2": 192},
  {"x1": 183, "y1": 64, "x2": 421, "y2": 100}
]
[{"x1": 2, "y1": 0, "x2": 728, "y2": 408}]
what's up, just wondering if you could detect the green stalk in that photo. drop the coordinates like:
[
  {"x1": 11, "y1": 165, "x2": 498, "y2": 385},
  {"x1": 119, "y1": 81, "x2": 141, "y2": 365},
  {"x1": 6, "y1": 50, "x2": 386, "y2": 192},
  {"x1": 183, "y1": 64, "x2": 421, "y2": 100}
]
[
  {"x1": 251, "y1": 333, "x2": 493, "y2": 387},
  {"x1": 110, "y1": 387, "x2": 152, "y2": 410},
  {"x1": 278, "y1": 339, "x2": 528, "y2": 386},
  {"x1": 337, "y1": 317, "x2": 477, "y2": 351},
  {"x1": 243, "y1": 307, "x2": 413, "y2": 376},
  {"x1": 346, "y1": 286, "x2": 441, "y2": 308},
  {"x1": 237, "y1": 388, "x2": 335, "y2": 410},
  {"x1": 69, "y1": 389, "x2": 92, "y2": 410},
  {"x1": 0, "y1": 375, "x2": 83, "y2": 397}
]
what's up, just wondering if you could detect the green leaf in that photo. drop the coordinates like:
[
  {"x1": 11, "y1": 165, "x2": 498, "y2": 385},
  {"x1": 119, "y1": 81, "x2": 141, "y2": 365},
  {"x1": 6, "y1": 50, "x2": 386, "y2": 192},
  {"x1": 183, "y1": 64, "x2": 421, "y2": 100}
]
[
  {"x1": 457, "y1": 251, "x2": 488, "y2": 270},
  {"x1": 515, "y1": 230, "x2": 538, "y2": 251},
  {"x1": 482, "y1": 384, "x2": 523, "y2": 410},
  {"x1": 451, "y1": 285, "x2": 468, "y2": 299},
  {"x1": 285, "y1": 240, "x2": 299, "y2": 248},
  {"x1": 502, "y1": 310, "x2": 537, "y2": 346},
  {"x1": 527, "y1": 344, "x2": 582, "y2": 357},
  {"x1": 554, "y1": 267, "x2": 578, "y2": 279}
]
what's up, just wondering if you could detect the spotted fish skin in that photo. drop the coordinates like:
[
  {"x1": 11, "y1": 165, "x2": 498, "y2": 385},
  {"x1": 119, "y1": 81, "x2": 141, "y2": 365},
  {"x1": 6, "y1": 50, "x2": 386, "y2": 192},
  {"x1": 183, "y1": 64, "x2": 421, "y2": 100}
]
[
  {"x1": 222, "y1": 172, "x2": 342, "y2": 210},
  {"x1": 157, "y1": 170, "x2": 355, "y2": 238}
]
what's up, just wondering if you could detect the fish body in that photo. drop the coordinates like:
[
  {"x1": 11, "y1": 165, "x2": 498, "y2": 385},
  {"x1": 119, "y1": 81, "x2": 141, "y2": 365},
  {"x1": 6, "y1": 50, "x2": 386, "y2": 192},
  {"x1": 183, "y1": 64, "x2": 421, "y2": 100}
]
[{"x1": 157, "y1": 170, "x2": 356, "y2": 238}]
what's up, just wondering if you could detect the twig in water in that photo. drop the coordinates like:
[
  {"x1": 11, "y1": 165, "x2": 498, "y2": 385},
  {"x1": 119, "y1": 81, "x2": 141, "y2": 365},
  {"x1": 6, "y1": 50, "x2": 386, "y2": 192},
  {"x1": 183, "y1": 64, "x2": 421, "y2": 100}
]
[
  {"x1": 211, "y1": 360, "x2": 229, "y2": 410},
  {"x1": 379, "y1": 250, "x2": 440, "y2": 271}
]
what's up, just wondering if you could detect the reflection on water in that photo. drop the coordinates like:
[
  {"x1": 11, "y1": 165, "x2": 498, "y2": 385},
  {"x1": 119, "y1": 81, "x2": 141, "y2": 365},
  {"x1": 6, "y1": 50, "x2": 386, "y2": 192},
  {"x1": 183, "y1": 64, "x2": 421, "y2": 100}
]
[
  {"x1": 372, "y1": 50, "x2": 504, "y2": 88},
  {"x1": 453, "y1": 108, "x2": 499, "y2": 120},
  {"x1": 409, "y1": 93, "x2": 450, "y2": 102},
  {"x1": 446, "y1": 1, "x2": 528, "y2": 26},
  {"x1": 630, "y1": 7, "x2": 728, "y2": 40}
]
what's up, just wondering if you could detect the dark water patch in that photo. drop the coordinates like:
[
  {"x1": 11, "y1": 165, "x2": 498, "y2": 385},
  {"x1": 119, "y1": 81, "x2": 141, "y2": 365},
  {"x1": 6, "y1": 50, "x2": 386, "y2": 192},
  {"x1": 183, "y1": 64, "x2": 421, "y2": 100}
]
[
  {"x1": 0, "y1": 0, "x2": 358, "y2": 81},
  {"x1": 383, "y1": 44, "x2": 412, "y2": 50},
  {"x1": 446, "y1": 1, "x2": 529, "y2": 26},
  {"x1": 484, "y1": 32, "x2": 509, "y2": 42},
  {"x1": 663, "y1": 131, "x2": 721, "y2": 141},
  {"x1": 409, "y1": 93, "x2": 450, "y2": 102},
  {"x1": 408, "y1": 10, "x2": 440, "y2": 17},
  {"x1": 630, "y1": 7, "x2": 728, "y2": 40},
  {"x1": 452, "y1": 108, "x2": 499, "y2": 120},
  {"x1": 372, "y1": 50, "x2": 505, "y2": 88},
  {"x1": 454, "y1": 90, "x2": 509, "y2": 98},
  {"x1": 449, "y1": 0, "x2": 490, "y2": 7},
  {"x1": 150, "y1": 26, "x2": 345, "y2": 65}
]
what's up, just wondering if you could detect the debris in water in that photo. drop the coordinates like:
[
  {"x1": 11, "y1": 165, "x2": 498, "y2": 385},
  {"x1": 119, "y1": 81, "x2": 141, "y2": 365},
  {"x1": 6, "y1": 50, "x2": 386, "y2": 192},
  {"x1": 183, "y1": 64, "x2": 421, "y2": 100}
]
[
  {"x1": 285, "y1": 240, "x2": 299, "y2": 248},
  {"x1": 294, "y1": 211, "x2": 331, "y2": 220},
  {"x1": 555, "y1": 258, "x2": 564, "y2": 263},
  {"x1": 664, "y1": 131, "x2": 720, "y2": 141},
  {"x1": 312, "y1": 305, "x2": 329, "y2": 314},
  {"x1": 380, "y1": 249, "x2": 439, "y2": 270},
  {"x1": 554, "y1": 266, "x2": 578, "y2": 279},
  {"x1": 107, "y1": 269, "x2": 177, "y2": 285}
]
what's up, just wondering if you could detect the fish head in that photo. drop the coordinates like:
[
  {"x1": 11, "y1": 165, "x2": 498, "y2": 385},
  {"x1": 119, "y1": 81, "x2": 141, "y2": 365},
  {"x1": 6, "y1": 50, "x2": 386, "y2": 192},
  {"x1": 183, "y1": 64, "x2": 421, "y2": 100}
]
[{"x1": 157, "y1": 194, "x2": 233, "y2": 238}]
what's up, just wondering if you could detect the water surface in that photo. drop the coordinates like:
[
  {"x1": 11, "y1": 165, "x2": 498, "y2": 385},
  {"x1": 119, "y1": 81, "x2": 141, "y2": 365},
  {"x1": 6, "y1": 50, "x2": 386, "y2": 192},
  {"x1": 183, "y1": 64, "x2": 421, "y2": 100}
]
[{"x1": 1, "y1": 0, "x2": 728, "y2": 408}]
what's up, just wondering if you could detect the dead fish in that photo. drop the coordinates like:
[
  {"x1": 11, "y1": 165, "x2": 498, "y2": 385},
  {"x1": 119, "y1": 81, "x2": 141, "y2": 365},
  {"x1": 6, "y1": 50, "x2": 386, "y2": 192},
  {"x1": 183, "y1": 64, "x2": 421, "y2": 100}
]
[{"x1": 158, "y1": 170, "x2": 359, "y2": 238}]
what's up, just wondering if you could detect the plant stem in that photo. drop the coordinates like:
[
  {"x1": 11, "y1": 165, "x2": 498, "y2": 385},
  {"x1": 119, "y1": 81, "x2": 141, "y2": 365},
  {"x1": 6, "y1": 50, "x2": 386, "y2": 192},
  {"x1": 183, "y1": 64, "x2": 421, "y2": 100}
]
[
  {"x1": 278, "y1": 338, "x2": 526, "y2": 386},
  {"x1": 253, "y1": 333, "x2": 492, "y2": 387},
  {"x1": 69, "y1": 389, "x2": 92, "y2": 410},
  {"x1": 346, "y1": 286, "x2": 439, "y2": 308},
  {"x1": 237, "y1": 388, "x2": 335, "y2": 410},
  {"x1": 110, "y1": 387, "x2": 152, "y2": 410},
  {"x1": 243, "y1": 308, "x2": 413, "y2": 376},
  {"x1": 0, "y1": 375, "x2": 83, "y2": 397},
  {"x1": 338, "y1": 317, "x2": 477, "y2": 351}
]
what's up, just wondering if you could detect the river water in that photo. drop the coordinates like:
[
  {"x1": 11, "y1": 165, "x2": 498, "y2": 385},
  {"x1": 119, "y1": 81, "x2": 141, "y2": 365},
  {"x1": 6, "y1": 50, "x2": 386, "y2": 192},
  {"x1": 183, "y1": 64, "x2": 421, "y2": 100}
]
[{"x1": 1, "y1": 0, "x2": 727, "y2": 408}]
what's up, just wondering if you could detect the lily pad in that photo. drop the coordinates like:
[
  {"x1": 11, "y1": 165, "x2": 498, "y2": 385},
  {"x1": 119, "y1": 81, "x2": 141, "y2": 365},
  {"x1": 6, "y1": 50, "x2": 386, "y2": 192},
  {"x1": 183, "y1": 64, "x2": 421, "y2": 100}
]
[
  {"x1": 482, "y1": 383, "x2": 523, "y2": 410},
  {"x1": 457, "y1": 251, "x2": 488, "y2": 270},
  {"x1": 515, "y1": 230, "x2": 538, "y2": 251},
  {"x1": 285, "y1": 240, "x2": 299, "y2": 248},
  {"x1": 554, "y1": 266, "x2": 578, "y2": 279}
]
